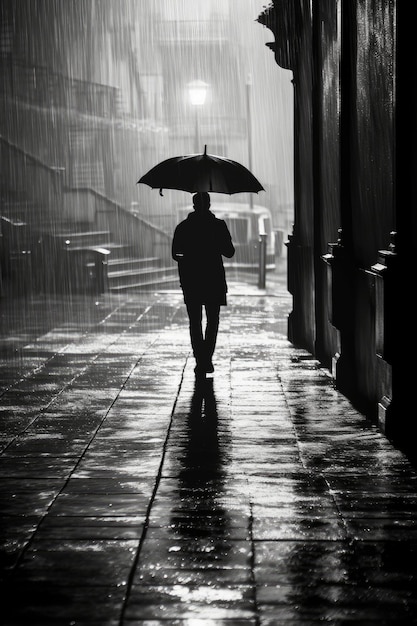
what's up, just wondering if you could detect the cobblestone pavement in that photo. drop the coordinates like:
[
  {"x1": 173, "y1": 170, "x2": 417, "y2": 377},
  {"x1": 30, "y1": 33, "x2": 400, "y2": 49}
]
[{"x1": 1, "y1": 272, "x2": 417, "y2": 625}]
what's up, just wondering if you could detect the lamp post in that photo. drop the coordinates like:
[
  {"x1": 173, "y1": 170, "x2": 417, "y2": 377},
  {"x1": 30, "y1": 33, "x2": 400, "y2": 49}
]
[
  {"x1": 246, "y1": 74, "x2": 265, "y2": 289},
  {"x1": 246, "y1": 74, "x2": 254, "y2": 210},
  {"x1": 188, "y1": 80, "x2": 208, "y2": 153}
]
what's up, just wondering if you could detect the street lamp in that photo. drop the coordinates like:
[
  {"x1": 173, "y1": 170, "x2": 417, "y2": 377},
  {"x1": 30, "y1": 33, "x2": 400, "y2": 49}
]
[{"x1": 188, "y1": 80, "x2": 209, "y2": 153}]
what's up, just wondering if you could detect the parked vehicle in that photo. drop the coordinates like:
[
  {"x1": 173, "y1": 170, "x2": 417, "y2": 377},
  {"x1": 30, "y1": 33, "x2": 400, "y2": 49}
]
[{"x1": 176, "y1": 202, "x2": 276, "y2": 271}]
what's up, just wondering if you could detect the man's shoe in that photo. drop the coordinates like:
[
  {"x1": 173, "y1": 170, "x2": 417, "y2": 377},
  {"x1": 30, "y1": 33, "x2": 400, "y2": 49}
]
[{"x1": 205, "y1": 360, "x2": 214, "y2": 373}]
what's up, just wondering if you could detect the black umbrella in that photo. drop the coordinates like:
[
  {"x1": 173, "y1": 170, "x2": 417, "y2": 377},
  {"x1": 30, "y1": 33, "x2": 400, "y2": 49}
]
[{"x1": 137, "y1": 145, "x2": 264, "y2": 196}]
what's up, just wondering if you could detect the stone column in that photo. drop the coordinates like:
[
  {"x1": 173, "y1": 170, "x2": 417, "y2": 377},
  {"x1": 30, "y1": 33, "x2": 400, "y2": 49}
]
[
  {"x1": 369, "y1": 232, "x2": 398, "y2": 437},
  {"x1": 322, "y1": 228, "x2": 355, "y2": 395}
]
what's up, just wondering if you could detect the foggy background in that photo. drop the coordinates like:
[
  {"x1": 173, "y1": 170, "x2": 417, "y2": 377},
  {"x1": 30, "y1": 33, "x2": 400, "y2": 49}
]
[
  {"x1": 1, "y1": 0, "x2": 293, "y2": 226},
  {"x1": 1, "y1": 0, "x2": 294, "y2": 298}
]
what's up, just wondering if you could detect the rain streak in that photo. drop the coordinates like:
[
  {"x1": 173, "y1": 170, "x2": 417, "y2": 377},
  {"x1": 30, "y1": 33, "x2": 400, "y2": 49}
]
[{"x1": 0, "y1": 0, "x2": 294, "y2": 327}]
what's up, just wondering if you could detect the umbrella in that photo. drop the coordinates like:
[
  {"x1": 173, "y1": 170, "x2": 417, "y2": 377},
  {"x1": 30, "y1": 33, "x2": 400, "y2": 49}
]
[{"x1": 137, "y1": 145, "x2": 264, "y2": 196}]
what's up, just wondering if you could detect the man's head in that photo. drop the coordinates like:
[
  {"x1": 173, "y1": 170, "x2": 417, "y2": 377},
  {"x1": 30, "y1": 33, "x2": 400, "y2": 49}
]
[{"x1": 192, "y1": 192, "x2": 211, "y2": 213}]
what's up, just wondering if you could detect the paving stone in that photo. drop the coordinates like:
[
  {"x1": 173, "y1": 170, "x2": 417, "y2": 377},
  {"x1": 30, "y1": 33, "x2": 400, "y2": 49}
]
[
  {"x1": 3, "y1": 582, "x2": 126, "y2": 625},
  {"x1": 49, "y1": 492, "x2": 152, "y2": 517},
  {"x1": 37, "y1": 515, "x2": 146, "y2": 540},
  {"x1": 17, "y1": 538, "x2": 138, "y2": 585}
]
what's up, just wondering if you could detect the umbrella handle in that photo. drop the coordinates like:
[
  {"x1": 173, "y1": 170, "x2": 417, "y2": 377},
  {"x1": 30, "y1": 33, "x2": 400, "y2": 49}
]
[{"x1": 159, "y1": 188, "x2": 164, "y2": 196}]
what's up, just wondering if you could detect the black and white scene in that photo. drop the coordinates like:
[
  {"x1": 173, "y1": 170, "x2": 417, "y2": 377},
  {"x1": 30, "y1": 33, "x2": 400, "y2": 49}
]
[{"x1": 1, "y1": 1, "x2": 416, "y2": 623}]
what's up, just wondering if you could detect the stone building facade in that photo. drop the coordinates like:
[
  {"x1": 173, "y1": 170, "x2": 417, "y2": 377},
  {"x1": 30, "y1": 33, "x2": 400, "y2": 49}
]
[{"x1": 258, "y1": 0, "x2": 416, "y2": 456}]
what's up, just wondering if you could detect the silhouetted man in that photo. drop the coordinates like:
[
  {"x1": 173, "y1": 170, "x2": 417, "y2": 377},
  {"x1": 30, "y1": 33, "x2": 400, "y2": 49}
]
[{"x1": 172, "y1": 192, "x2": 235, "y2": 376}]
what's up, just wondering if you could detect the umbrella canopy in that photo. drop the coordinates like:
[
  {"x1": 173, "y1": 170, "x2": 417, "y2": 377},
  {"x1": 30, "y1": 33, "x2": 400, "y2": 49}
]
[{"x1": 137, "y1": 145, "x2": 264, "y2": 196}]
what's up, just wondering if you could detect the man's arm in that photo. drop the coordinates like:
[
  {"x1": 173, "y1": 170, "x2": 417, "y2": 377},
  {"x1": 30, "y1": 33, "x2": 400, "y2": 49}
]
[
  {"x1": 220, "y1": 221, "x2": 235, "y2": 258},
  {"x1": 172, "y1": 225, "x2": 185, "y2": 262}
]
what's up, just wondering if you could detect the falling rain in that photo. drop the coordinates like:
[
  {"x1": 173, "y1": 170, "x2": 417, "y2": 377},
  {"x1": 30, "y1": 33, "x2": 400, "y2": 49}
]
[
  {"x1": 2, "y1": 3, "x2": 417, "y2": 625},
  {"x1": 0, "y1": 0, "x2": 294, "y2": 324}
]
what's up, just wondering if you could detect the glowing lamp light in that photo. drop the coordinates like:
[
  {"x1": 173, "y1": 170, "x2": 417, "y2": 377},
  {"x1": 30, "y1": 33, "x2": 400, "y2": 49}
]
[{"x1": 188, "y1": 80, "x2": 209, "y2": 106}]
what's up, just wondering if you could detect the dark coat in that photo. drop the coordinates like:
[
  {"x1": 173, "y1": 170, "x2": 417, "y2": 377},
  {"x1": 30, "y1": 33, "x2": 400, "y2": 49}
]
[{"x1": 172, "y1": 210, "x2": 235, "y2": 304}]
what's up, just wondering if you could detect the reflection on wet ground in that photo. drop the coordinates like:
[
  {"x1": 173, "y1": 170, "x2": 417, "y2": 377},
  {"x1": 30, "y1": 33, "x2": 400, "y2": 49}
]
[{"x1": 2, "y1": 275, "x2": 417, "y2": 624}]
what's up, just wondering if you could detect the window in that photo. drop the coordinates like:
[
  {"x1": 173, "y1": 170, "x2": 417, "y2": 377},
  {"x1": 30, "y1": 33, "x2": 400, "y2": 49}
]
[{"x1": 224, "y1": 217, "x2": 248, "y2": 244}]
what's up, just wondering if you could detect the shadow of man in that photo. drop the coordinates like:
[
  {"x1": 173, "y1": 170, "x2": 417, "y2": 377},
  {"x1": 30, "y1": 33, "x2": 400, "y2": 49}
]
[{"x1": 170, "y1": 377, "x2": 230, "y2": 546}]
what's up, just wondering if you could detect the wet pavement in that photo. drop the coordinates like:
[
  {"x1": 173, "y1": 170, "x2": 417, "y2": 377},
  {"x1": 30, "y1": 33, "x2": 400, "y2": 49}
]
[{"x1": 2, "y1": 268, "x2": 417, "y2": 625}]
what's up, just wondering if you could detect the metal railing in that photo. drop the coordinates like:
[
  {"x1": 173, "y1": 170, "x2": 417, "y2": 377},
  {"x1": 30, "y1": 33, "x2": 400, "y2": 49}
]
[
  {"x1": 157, "y1": 20, "x2": 228, "y2": 42},
  {"x1": 167, "y1": 116, "x2": 246, "y2": 139},
  {"x1": 1, "y1": 60, "x2": 121, "y2": 118},
  {"x1": 86, "y1": 188, "x2": 172, "y2": 264},
  {"x1": 0, "y1": 136, "x2": 173, "y2": 292}
]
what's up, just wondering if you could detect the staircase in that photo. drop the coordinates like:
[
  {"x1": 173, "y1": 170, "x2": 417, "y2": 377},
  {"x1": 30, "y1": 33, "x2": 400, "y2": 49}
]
[
  {"x1": 107, "y1": 255, "x2": 179, "y2": 292},
  {"x1": 47, "y1": 228, "x2": 179, "y2": 293},
  {"x1": 0, "y1": 75, "x2": 179, "y2": 295},
  {"x1": 0, "y1": 187, "x2": 179, "y2": 295}
]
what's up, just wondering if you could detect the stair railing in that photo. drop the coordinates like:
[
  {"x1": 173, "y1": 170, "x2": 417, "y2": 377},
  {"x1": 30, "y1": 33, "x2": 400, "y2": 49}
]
[
  {"x1": 0, "y1": 135, "x2": 173, "y2": 264},
  {"x1": 2, "y1": 59, "x2": 121, "y2": 118},
  {"x1": 79, "y1": 187, "x2": 173, "y2": 264}
]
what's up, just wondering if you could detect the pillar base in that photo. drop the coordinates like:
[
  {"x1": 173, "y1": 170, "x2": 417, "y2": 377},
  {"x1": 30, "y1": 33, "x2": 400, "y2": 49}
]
[
  {"x1": 331, "y1": 351, "x2": 340, "y2": 380},
  {"x1": 333, "y1": 347, "x2": 356, "y2": 398},
  {"x1": 378, "y1": 395, "x2": 392, "y2": 435},
  {"x1": 378, "y1": 395, "x2": 417, "y2": 463}
]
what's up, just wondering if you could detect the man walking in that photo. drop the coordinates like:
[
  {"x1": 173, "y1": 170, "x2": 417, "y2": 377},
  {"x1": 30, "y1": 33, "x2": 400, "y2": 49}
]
[{"x1": 172, "y1": 192, "x2": 235, "y2": 376}]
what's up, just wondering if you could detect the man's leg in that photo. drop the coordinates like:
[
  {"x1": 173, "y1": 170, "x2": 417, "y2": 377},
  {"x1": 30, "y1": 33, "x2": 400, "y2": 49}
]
[
  {"x1": 204, "y1": 303, "x2": 220, "y2": 372},
  {"x1": 186, "y1": 302, "x2": 205, "y2": 370}
]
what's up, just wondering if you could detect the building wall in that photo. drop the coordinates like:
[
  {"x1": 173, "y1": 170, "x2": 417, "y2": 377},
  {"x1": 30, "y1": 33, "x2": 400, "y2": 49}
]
[
  {"x1": 259, "y1": 0, "x2": 416, "y2": 453},
  {"x1": 350, "y1": 0, "x2": 395, "y2": 410}
]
